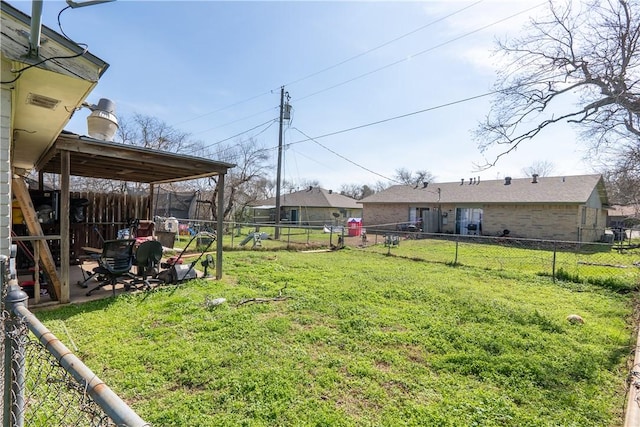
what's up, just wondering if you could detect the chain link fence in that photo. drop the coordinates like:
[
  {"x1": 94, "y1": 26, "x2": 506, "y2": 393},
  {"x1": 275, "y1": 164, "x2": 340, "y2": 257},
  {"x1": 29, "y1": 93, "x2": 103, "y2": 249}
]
[
  {"x1": 158, "y1": 218, "x2": 638, "y2": 290},
  {"x1": 362, "y1": 229, "x2": 640, "y2": 291},
  {"x1": 1, "y1": 256, "x2": 149, "y2": 427}
]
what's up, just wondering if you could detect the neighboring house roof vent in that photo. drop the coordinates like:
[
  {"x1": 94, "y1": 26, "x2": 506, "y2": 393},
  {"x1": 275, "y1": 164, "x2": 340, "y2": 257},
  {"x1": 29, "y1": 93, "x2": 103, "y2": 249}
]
[
  {"x1": 307, "y1": 186, "x2": 313, "y2": 191},
  {"x1": 504, "y1": 176, "x2": 512, "y2": 185},
  {"x1": 460, "y1": 178, "x2": 464, "y2": 185},
  {"x1": 329, "y1": 189, "x2": 333, "y2": 194},
  {"x1": 423, "y1": 182, "x2": 428, "y2": 188},
  {"x1": 26, "y1": 93, "x2": 60, "y2": 110},
  {"x1": 532, "y1": 174, "x2": 539, "y2": 183},
  {"x1": 469, "y1": 178, "x2": 474, "y2": 185},
  {"x1": 476, "y1": 176, "x2": 481, "y2": 185}
]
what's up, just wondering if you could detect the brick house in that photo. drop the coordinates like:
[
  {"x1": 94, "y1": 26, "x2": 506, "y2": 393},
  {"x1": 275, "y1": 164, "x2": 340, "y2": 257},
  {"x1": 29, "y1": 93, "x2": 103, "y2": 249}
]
[
  {"x1": 251, "y1": 187, "x2": 362, "y2": 226},
  {"x1": 359, "y1": 174, "x2": 609, "y2": 242}
]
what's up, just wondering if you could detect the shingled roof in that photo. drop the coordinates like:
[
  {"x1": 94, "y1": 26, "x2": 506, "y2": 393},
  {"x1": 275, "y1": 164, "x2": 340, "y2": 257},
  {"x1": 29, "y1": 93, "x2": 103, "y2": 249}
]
[
  {"x1": 360, "y1": 174, "x2": 609, "y2": 205},
  {"x1": 253, "y1": 187, "x2": 360, "y2": 209}
]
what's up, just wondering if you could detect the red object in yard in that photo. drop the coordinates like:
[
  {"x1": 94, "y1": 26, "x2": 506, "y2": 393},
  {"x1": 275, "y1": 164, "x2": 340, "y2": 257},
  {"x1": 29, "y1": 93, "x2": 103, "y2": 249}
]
[
  {"x1": 347, "y1": 218, "x2": 362, "y2": 237},
  {"x1": 165, "y1": 256, "x2": 183, "y2": 266}
]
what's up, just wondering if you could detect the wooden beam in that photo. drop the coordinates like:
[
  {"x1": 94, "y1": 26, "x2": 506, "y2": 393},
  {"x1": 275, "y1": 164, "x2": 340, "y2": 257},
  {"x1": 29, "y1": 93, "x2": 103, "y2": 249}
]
[
  {"x1": 60, "y1": 151, "x2": 70, "y2": 303},
  {"x1": 12, "y1": 176, "x2": 61, "y2": 301},
  {"x1": 216, "y1": 173, "x2": 224, "y2": 280}
]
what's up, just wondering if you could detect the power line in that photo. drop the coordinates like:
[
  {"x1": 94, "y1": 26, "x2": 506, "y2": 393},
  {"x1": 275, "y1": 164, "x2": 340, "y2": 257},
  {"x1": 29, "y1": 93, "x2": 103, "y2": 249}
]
[
  {"x1": 292, "y1": 127, "x2": 401, "y2": 184},
  {"x1": 165, "y1": 1, "x2": 487, "y2": 131},
  {"x1": 194, "y1": 2, "x2": 542, "y2": 144},
  {"x1": 293, "y1": 1, "x2": 546, "y2": 103},
  {"x1": 190, "y1": 106, "x2": 278, "y2": 136},
  {"x1": 288, "y1": 91, "x2": 493, "y2": 148},
  {"x1": 283, "y1": 0, "x2": 485, "y2": 88},
  {"x1": 187, "y1": 118, "x2": 278, "y2": 155},
  {"x1": 171, "y1": 91, "x2": 274, "y2": 127}
]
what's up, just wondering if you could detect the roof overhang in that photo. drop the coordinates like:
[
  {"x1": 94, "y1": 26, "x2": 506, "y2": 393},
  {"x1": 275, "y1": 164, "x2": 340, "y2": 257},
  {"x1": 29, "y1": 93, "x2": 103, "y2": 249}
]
[
  {"x1": 36, "y1": 132, "x2": 235, "y2": 184},
  {"x1": 1, "y1": 1, "x2": 110, "y2": 171}
]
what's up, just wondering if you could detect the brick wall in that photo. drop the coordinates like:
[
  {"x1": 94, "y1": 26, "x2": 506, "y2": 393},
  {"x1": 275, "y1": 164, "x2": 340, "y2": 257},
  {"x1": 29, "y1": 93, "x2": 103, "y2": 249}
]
[
  {"x1": 362, "y1": 203, "x2": 410, "y2": 229},
  {"x1": 364, "y1": 202, "x2": 606, "y2": 242}
]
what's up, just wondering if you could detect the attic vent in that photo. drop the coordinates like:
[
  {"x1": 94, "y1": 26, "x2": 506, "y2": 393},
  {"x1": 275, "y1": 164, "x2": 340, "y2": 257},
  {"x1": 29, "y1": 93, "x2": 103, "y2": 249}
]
[
  {"x1": 532, "y1": 174, "x2": 539, "y2": 184},
  {"x1": 504, "y1": 176, "x2": 512, "y2": 185},
  {"x1": 26, "y1": 93, "x2": 60, "y2": 110}
]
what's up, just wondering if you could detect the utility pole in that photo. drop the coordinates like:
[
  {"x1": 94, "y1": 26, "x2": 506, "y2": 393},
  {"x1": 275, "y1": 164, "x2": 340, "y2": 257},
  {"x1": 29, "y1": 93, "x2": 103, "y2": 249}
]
[{"x1": 274, "y1": 86, "x2": 290, "y2": 240}]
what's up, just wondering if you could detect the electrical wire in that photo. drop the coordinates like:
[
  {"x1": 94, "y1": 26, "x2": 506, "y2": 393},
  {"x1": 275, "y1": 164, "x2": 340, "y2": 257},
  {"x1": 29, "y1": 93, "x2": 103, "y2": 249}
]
[
  {"x1": 57, "y1": 6, "x2": 77, "y2": 42},
  {"x1": 171, "y1": 91, "x2": 275, "y2": 127},
  {"x1": 1, "y1": 4, "x2": 92, "y2": 85},
  {"x1": 0, "y1": 42, "x2": 89, "y2": 84},
  {"x1": 198, "y1": 118, "x2": 277, "y2": 151},
  {"x1": 293, "y1": 1, "x2": 546, "y2": 103},
  {"x1": 165, "y1": 1, "x2": 487, "y2": 131},
  {"x1": 283, "y1": 0, "x2": 485, "y2": 88},
  {"x1": 190, "y1": 106, "x2": 279, "y2": 136},
  {"x1": 288, "y1": 92, "x2": 493, "y2": 148},
  {"x1": 292, "y1": 127, "x2": 401, "y2": 184},
  {"x1": 188, "y1": 0, "x2": 542, "y2": 136}
]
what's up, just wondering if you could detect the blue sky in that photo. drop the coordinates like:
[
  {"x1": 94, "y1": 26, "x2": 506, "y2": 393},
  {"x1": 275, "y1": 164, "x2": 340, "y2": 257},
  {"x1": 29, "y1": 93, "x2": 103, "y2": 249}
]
[{"x1": 14, "y1": 0, "x2": 594, "y2": 190}]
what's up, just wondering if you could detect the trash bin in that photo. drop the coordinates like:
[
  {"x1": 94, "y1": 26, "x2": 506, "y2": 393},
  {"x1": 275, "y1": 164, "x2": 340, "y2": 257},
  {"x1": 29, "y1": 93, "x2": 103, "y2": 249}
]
[{"x1": 347, "y1": 218, "x2": 362, "y2": 237}]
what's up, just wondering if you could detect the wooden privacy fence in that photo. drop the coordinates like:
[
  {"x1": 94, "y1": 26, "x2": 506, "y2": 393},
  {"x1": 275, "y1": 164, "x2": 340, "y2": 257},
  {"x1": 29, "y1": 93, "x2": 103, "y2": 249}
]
[{"x1": 69, "y1": 192, "x2": 150, "y2": 260}]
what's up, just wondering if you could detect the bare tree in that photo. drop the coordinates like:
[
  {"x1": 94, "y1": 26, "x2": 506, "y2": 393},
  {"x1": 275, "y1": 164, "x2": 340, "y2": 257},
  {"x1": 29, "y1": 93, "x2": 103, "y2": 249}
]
[
  {"x1": 209, "y1": 137, "x2": 270, "y2": 222},
  {"x1": 602, "y1": 146, "x2": 640, "y2": 205},
  {"x1": 521, "y1": 160, "x2": 556, "y2": 177},
  {"x1": 476, "y1": 0, "x2": 640, "y2": 169},
  {"x1": 394, "y1": 168, "x2": 435, "y2": 186},
  {"x1": 61, "y1": 113, "x2": 206, "y2": 192},
  {"x1": 117, "y1": 113, "x2": 203, "y2": 153},
  {"x1": 339, "y1": 183, "x2": 376, "y2": 200}
]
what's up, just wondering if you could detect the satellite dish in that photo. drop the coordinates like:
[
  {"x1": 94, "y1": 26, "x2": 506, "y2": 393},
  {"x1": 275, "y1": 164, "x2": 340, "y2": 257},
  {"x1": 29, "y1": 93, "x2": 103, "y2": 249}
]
[{"x1": 66, "y1": 0, "x2": 116, "y2": 9}]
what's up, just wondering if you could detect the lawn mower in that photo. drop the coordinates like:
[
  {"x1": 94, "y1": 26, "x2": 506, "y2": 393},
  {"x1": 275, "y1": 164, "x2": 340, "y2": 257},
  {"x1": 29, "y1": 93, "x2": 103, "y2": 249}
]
[{"x1": 158, "y1": 231, "x2": 216, "y2": 284}]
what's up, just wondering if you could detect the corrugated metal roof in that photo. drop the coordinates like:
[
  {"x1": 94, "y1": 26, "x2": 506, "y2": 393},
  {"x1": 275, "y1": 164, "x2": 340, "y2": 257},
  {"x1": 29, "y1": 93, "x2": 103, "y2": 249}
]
[
  {"x1": 253, "y1": 187, "x2": 361, "y2": 209},
  {"x1": 360, "y1": 174, "x2": 608, "y2": 205}
]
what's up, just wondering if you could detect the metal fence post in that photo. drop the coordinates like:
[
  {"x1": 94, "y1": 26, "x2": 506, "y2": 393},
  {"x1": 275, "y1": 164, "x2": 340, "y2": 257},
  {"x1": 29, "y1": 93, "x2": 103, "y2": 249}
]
[
  {"x1": 454, "y1": 238, "x2": 459, "y2": 265},
  {"x1": 552, "y1": 241, "x2": 557, "y2": 283},
  {"x1": 3, "y1": 285, "x2": 28, "y2": 427}
]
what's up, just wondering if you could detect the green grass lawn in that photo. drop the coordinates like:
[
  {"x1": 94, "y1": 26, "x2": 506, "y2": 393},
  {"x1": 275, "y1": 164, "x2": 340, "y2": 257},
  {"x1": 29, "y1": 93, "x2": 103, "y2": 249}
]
[{"x1": 37, "y1": 247, "x2": 635, "y2": 426}]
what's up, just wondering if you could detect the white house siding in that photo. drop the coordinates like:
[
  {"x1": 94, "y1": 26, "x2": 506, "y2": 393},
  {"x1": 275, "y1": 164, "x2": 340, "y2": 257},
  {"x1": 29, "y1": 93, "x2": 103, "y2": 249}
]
[{"x1": 1, "y1": 59, "x2": 12, "y2": 269}]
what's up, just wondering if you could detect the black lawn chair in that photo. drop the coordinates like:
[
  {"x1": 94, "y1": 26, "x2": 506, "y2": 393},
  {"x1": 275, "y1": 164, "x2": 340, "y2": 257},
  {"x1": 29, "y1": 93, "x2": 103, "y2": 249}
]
[{"x1": 86, "y1": 239, "x2": 136, "y2": 297}]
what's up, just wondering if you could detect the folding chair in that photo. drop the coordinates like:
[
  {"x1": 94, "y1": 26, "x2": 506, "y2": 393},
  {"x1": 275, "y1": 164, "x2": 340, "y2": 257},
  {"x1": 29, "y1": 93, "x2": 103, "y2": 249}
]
[{"x1": 86, "y1": 239, "x2": 136, "y2": 297}]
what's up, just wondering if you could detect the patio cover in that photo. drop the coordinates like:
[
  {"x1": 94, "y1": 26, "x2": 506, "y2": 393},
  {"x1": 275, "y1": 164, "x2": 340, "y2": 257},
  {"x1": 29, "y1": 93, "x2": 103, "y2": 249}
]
[
  {"x1": 36, "y1": 131, "x2": 234, "y2": 184},
  {"x1": 29, "y1": 131, "x2": 235, "y2": 303}
]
